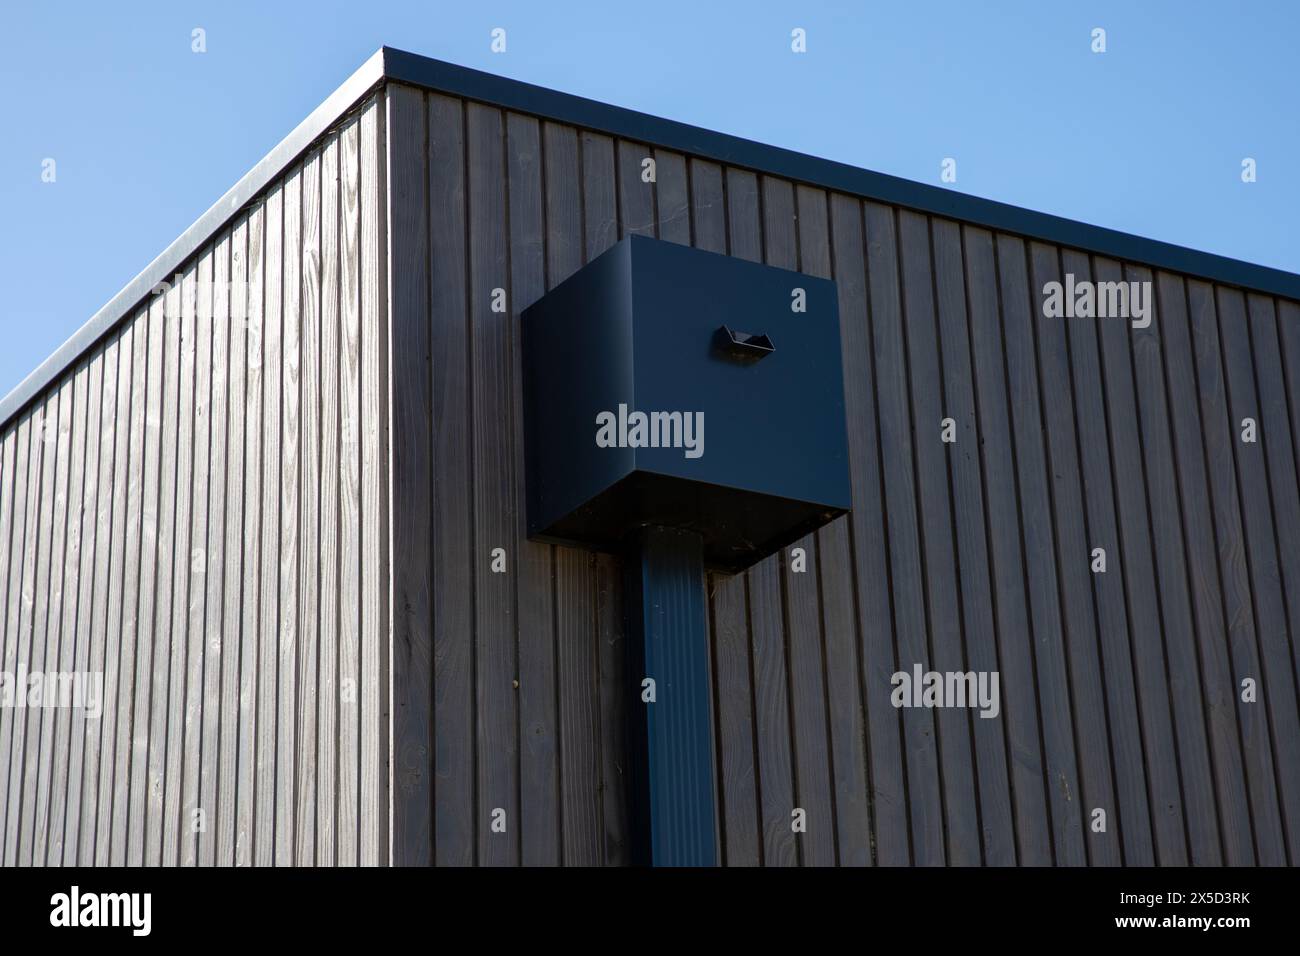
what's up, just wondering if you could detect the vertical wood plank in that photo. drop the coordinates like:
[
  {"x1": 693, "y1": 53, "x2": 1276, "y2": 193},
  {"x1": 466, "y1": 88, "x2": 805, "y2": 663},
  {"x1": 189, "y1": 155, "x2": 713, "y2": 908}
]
[
  {"x1": 556, "y1": 547, "x2": 599, "y2": 864},
  {"x1": 316, "y1": 139, "x2": 342, "y2": 866},
  {"x1": 1057, "y1": 248, "x2": 1154, "y2": 865},
  {"x1": 255, "y1": 184, "x2": 284, "y2": 868},
  {"x1": 141, "y1": 275, "x2": 183, "y2": 867},
  {"x1": 831, "y1": 195, "x2": 910, "y2": 865},
  {"x1": 962, "y1": 227, "x2": 1051, "y2": 864},
  {"x1": 200, "y1": 230, "x2": 232, "y2": 868},
  {"x1": 1214, "y1": 285, "x2": 1300, "y2": 863},
  {"x1": 236, "y1": 199, "x2": 266, "y2": 868},
  {"x1": 0, "y1": 426, "x2": 18, "y2": 858},
  {"x1": 1250, "y1": 293, "x2": 1300, "y2": 712},
  {"x1": 277, "y1": 165, "x2": 303, "y2": 866},
  {"x1": 179, "y1": 250, "x2": 214, "y2": 866},
  {"x1": 337, "y1": 116, "x2": 362, "y2": 867},
  {"x1": 1155, "y1": 273, "x2": 1254, "y2": 864},
  {"x1": 296, "y1": 152, "x2": 322, "y2": 865},
  {"x1": 653, "y1": 149, "x2": 689, "y2": 246},
  {"x1": 359, "y1": 94, "x2": 389, "y2": 867},
  {"x1": 46, "y1": 358, "x2": 91, "y2": 868},
  {"x1": 595, "y1": 553, "x2": 627, "y2": 865},
  {"x1": 616, "y1": 140, "x2": 655, "y2": 239},
  {"x1": 1184, "y1": 277, "x2": 1285, "y2": 862},
  {"x1": 25, "y1": 373, "x2": 74, "y2": 865},
  {"x1": 1123, "y1": 261, "x2": 1221, "y2": 865},
  {"x1": 798, "y1": 185, "x2": 872, "y2": 867},
  {"x1": 506, "y1": 110, "x2": 559, "y2": 867},
  {"x1": 0, "y1": 412, "x2": 34, "y2": 865},
  {"x1": 689, "y1": 160, "x2": 726, "y2": 255},
  {"x1": 0, "y1": 403, "x2": 44, "y2": 866},
  {"x1": 930, "y1": 218, "x2": 1016, "y2": 865},
  {"x1": 865, "y1": 202, "x2": 946, "y2": 865},
  {"x1": 994, "y1": 233, "x2": 1086, "y2": 865},
  {"x1": 123, "y1": 295, "x2": 166, "y2": 868},
  {"x1": 1089, "y1": 254, "x2": 1192, "y2": 865},
  {"x1": 160, "y1": 263, "x2": 199, "y2": 866},
  {"x1": 15, "y1": 381, "x2": 66, "y2": 865},
  {"x1": 1024, "y1": 240, "x2": 1118, "y2": 867},
  {"x1": 46, "y1": 360, "x2": 90, "y2": 866},
  {"x1": 899, "y1": 210, "x2": 982, "y2": 865},
  {"x1": 467, "y1": 101, "x2": 519, "y2": 867},
  {"x1": 218, "y1": 216, "x2": 249, "y2": 867},
  {"x1": 429, "y1": 93, "x2": 473, "y2": 866},
  {"x1": 83, "y1": 324, "x2": 129, "y2": 864},
  {"x1": 386, "y1": 82, "x2": 433, "y2": 868},
  {"x1": 1246, "y1": 292, "x2": 1300, "y2": 849},
  {"x1": 582, "y1": 132, "x2": 618, "y2": 258},
  {"x1": 58, "y1": 347, "x2": 103, "y2": 864}
]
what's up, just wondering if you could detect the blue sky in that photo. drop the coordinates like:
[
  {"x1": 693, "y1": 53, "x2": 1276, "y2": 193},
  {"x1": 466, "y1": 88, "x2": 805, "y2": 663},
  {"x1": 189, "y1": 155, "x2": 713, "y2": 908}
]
[{"x1": 2, "y1": 0, "x2": 1296, "y2": 399}]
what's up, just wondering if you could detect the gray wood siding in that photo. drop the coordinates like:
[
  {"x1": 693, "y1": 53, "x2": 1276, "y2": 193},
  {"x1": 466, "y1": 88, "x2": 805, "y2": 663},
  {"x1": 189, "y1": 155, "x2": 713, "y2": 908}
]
[
  {"x1": 5, "y1": 74, "x2": 1299, "y2": 867},
  {"x1": 0, "y1": 92, "x2": 390, "y2": 866},
  {"x1": 383, "y1": 81, "x2": 1300, "y2": 866}
]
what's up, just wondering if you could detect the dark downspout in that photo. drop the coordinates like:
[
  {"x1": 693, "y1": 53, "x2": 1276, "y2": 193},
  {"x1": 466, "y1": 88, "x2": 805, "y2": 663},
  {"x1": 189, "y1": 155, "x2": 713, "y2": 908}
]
[{"x1": 623, "y1": 526, "x2": 719, "y2": 866}]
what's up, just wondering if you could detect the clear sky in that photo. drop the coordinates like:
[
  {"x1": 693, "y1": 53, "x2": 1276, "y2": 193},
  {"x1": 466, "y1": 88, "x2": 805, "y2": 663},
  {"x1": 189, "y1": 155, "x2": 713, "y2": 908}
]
[{"x1": 2, "y1": 0, "x2": 1296, "y2": 400}]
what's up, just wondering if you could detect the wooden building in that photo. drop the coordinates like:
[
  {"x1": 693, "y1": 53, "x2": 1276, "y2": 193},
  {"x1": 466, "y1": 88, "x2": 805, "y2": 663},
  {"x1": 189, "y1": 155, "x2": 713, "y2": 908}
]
[{"x1": 1, "y1": 48, "x2": 1298, "y2": 866}]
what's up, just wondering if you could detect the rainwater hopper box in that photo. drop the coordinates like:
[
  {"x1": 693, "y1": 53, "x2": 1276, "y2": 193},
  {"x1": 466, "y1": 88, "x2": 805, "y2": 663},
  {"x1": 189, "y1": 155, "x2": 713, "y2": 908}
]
[{"x1": 522, "y1": 234, "x2": 851, "y2": 572}]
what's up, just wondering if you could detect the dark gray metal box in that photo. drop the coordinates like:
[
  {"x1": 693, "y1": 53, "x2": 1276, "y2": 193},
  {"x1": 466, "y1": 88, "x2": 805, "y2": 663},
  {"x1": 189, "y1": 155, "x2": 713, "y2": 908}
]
[{"x1": 522, "y1": 234, "x2": 850, "y2": 572}]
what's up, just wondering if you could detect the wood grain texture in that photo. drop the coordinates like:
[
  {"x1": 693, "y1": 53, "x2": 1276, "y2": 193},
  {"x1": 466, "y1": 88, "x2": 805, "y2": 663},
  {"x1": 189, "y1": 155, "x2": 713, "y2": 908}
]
[
  {"x1": 4, "y1": 83, "x2": 1299, "y2": 869},
  {"x1": 1024, "y1": 241, "x2": 1117, "y2": 867},
  {"x1": 0, "y1": 411, "x2": 35, "y2": 866},
  {"x1": 467, "y1": 101, "x2": 518, "y2": 867},
  {"x1": 900, "y1": 210, "x2": 981, "y2": 865},
  {"x1": 996, "y1": 233, "x2": 1086, "y2": 865},
  {"x1": 1123, "y1": 261, "x2": 1219, "y2": 865},
  {"x1": 866, "y1": 202, "x2": 946, "y2": 865},
  {"x1": 930, "y1": 218, "x2": 1014, "y2": 865},
  {"x1": 1087, "y1": 255, "x2": 1188, "y2": 865},
  {"x1": 25, "y1": 371, "x2": 74, "y2": 867},
  {"x1": 1185, "y1": 277, "x2": 1285, "y2": 863},
  {"x1": 218, "y1": 217, "x2": 249, "y2": 867},
  {"x1": 13, "y1": 379, "x2": 65, "y2": 866},
  {"x1": 386, "y1": 85, "x2": 433, "y2": 867},
  {"x1": 962, "y1": 226, "x2": 1051, "y2": 865},
  {"x1": 53, "y1": 350, "x2": 101, "y2": 864},
  {"x1": 1, "y1": 94, "x2": 392, "y2": 867},
  {"x1": 798, "y1": 185, "x2": 871, "y2": 867},
  {"x1": 359, "y1": 94, "x2": 389, "y2": 868},
  {"x1": 316, "y1": 140, "x2": 341, "y2": 866},
  {"x1": 507, "y1": 110, "x2": 560, "y2": 867},
  {"x1": 179, "y1": 249, "x2": 214, "y2": 867},
  {"x1": 0, "y1": 401, "x2": 45, "y2": 865},
  {"x1": 295, "y1": 152, "x2": 322, "y2": 866},
  {"x1": 1155, "y1": 272, "x2": 1254, "y2": 865},
  {"x1": 160, "y1": 262, "x2": 198, "y2": 868},
  {"x1": 1214, "y1": 286, "x2": 1300, "y2": 864},
  {"x1": 428, "y1": 92, "x2": 474, "y2": 867},
  {"x1": 276, "y1": 165, "x2": 302, "y2": 868},
  {"x1": 199, "y1": 231, "x2": 231, "y2": 868},
  {"x1": 1058, "y1": 249, "x2": 1154, "y2": 865},
  {"x1": 0, "y1": 425, "x2": 18, "y2": 857},
  {"x1": 832, "y1": 195, "x2": 910, "y2": 866}
]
